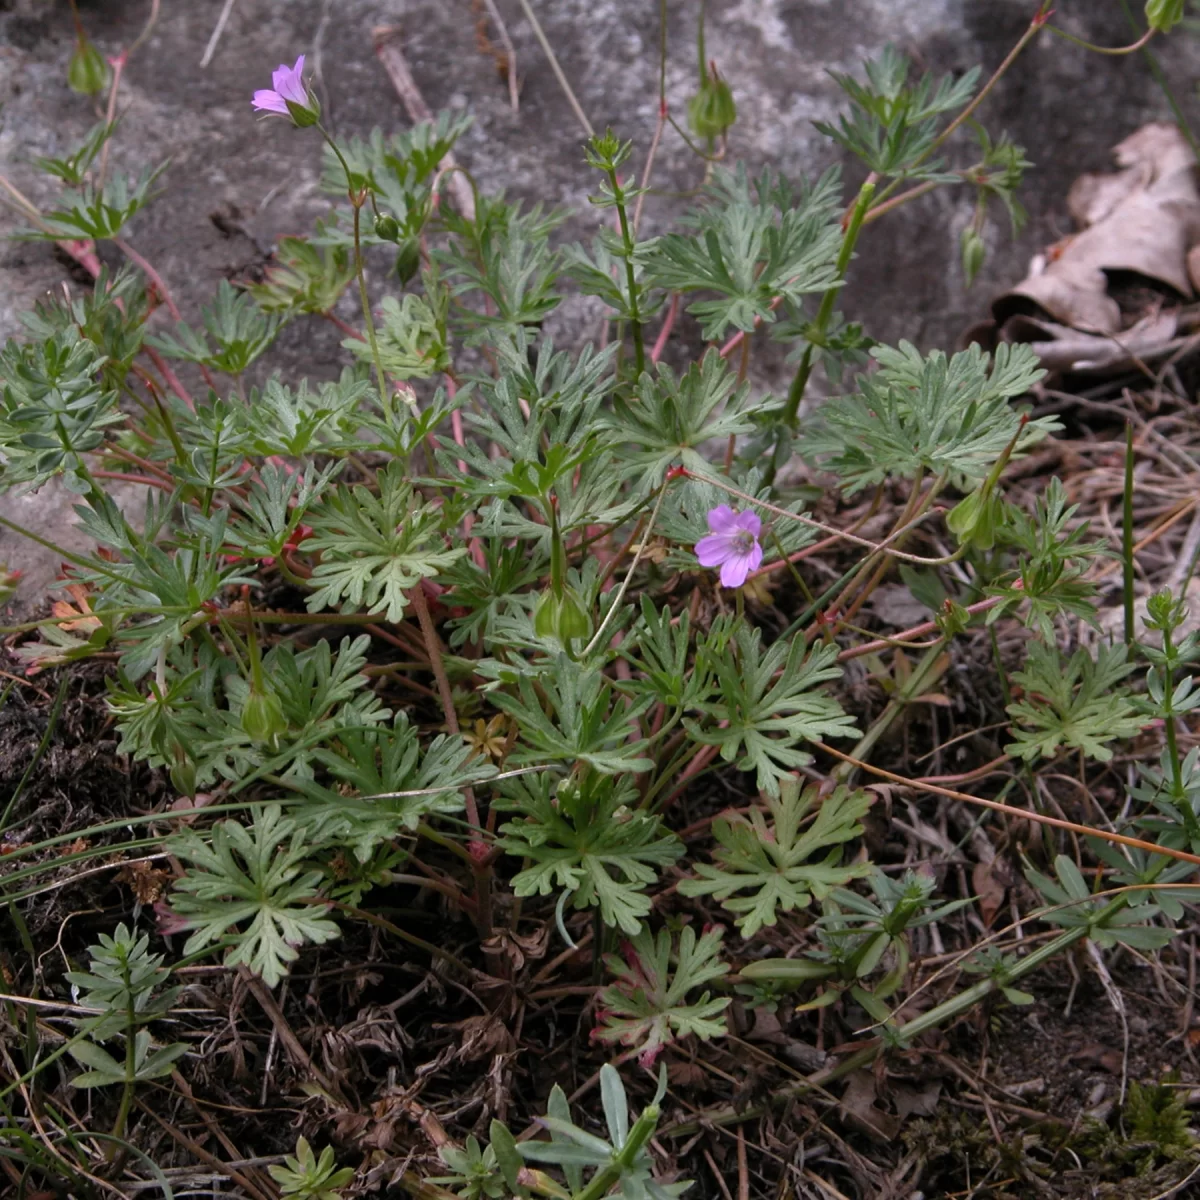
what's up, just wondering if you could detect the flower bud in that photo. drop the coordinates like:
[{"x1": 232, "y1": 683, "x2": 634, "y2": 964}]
[
  {"x1": 960, "y1": 227, "x2": 986, "y2": 287},
  {"x1": 68, "y1": 38, "x2": 109, "y2": 96},
  {"x1": 394, "y1": 239, "x2": 421, "y2": 285},
  {"x1": 688, "y1": 71, "x2": 737, "y2": 140},
  {"x1": 946, "y1": 485, "x2": 1004, "y2": 551},
  {"x1": 373, "y1": 213, "x2": 402, "y2": 242},
  {"x1": 1145, "y1": 0, "x2": 1184, "y2": 32},
  {"x1": 241, "y1": 684, "x2": 287, "y2": 746},
  {"x1": 534, "y1": 586, "x2": 590, "y2": 644},
  {"x1": 169, "y1": 756, "x2": 197, "y2": 798}
]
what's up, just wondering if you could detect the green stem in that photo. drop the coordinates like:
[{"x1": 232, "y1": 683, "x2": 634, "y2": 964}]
[
  {"x1": 1160, "y1": 621, "x2": 1187, "y2": 806},
  {"x1": 321, "y1": 128, "x2": 390, "y2": 422},
  {"x1": 781, "y1": 180, "x2": 875, "y2": 430},
  {"x1": 575, "y1": 1104, "x2": 661, "y2": 1200},
  {"x1": 608, "y1": 167, "x2": 646, "y2": 379},
  {"x1": 1046, "y1": 23, "x2": 1154, "y2": 55},
  {"x1": 110, "y1": 951, "x2": 137, "y2": 1151}
]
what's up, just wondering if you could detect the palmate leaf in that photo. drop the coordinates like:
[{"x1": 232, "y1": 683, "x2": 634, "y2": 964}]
[
  {"x1": 643, "y1": 164, "x2": 843, "y2": 341},
  {"x1": 595, "y1": 926, "x2": 730, "y2": 1066},
  {"x1": 301, "y1": 714, "x2": 498, "y2": 861},
  {"x1": 344, "y1": 290, "x2": 449, "y2": 379},
  {"x1": 807, "y1": 340, "x2": 1054, "y2": 491},
  {"x1": 1006, "y1": 641, "x2": 1144, "y2": 763},
  {"x1": 305, "y1": 461, "x2": 465, "y2": 623},
  {"x1": 600, "y1": 350, "x2": 757, "y2": 490},
  {"x1": 492, "y1": 656, "x2": 653, "y2": 774},
  {"x1": 685, "y1": 628, "x2": 857, "y2": 797},
  {"x1": 209, "y1": 634, "x2": 391, "y2": 785},
  {"x1": 149, "y1": 280, "x2": 282, "y2": 376},
  {"x1": 680, "y1": 780, "x2": 872, "y2": 936},
  {"x1": 816, "y1": 46, "x2": 979, "y2": 179},
  {"x1": 167, "y1": 804, "x2": 340, "y2": 988},
  {"x1": 25, "y1": 164, "x2": 166, "y2": 241},
  {"x1": 242, "y1": 236, "x2": 356, "y2": 317},
  {"x1": 439, "y1": 194, "x2": 564, "y2": 341},
  {"x1": 498, "y1": 773, "x2": 683, "y2": 934}
]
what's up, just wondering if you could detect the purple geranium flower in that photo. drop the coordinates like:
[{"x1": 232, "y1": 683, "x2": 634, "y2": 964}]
[
  {"x1": 252, "y1": 55, "x2": 316, "y2": 122},
  {"x1": 695, "y1": 505, "x2": 762, "y2": 588}
]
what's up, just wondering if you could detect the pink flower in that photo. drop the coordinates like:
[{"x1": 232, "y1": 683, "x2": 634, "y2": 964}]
[
  {"x1": 695, "y1": 505, "x2": 762, "y2": 588},
  {"x1": 252, "y1": 55, "x2": 318, "y2": 125}
]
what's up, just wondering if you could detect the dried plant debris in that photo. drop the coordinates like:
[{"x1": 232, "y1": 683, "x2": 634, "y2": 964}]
[{"x1": 969, "y1": 122, "x2": 1200, "y2": 377}]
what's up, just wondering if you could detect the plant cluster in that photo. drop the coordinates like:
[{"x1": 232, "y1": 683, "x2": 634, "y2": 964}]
[{"x1": 1, "y1": 1, "x2": 1198, "y2": 1196}]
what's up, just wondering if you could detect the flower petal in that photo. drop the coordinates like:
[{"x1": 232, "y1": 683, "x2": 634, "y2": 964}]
[
  {"x1": 276, "y1": 56, "x2": 309, "y2": 105},
  {"x1": 706, "y1": 504, "x2": 738, "y2": 534},
  {"x1": 720, "y1": 554, "x2": 752, "y2": 588},
  {"x1": 737, "y1": 509, "x2": 762, "y2": 537},
  {"x1": 252, "y1": 90, "x2": 289, "y2": 114},
  {"x1": 695, "y1": 533, "x2": 732, "y2": 568},
  {"x1": 744, "y1": 540, "x2": 763, "y2": 574}
]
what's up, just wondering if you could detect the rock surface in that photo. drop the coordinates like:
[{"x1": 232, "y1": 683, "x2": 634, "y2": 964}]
[{"x1": 1, "y1": 0, "x2": 1198, "y2": 606}]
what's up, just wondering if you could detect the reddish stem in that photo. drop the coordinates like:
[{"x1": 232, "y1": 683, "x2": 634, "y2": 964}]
[{"x1": 650, "y1": 293, "x2": 679, "y2": 364}]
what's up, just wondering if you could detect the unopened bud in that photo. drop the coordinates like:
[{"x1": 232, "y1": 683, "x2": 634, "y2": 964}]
[
  {"x1": 394, "y1": 239, "x2": 421, "y2": 285},
  {"x1": 960, "y1": 227, "x2": 986, "y2": 287},
  {"x1": 68, "y1": 38, "x2": 109, "y2": 96},
  {"x1": 534, "y1": 586, "x2": 590, "y2": 644},
  {"x1": 688, "y1": 69, "x2": 737, "y2": 140},
  {"x1": 946, "y1": 485, "x2": 1004, "y2": 551},
  {"x1": 374, "y1": 213, "x2": 401, "y2": 242},
  {"x1": 1145, "y1": 0, "x2": 1184, "y2": 32},
  {"x1": 169, "y1": 756, "x2": 197, "y2": 799},
  {"x1": 241, "y1": 684, "x2": 287, "y2": 746}
]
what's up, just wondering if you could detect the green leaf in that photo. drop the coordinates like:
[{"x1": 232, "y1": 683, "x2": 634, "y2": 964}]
[
  {"x1": 305, "y1": 461, "x2": 465, "y2": 623},
  {"x1": 1006, "y1": 642, "x2": 1143, "y2": 763},
  {"x1": 166, "y1": 805, "x2": 340, "y2": 988},
  {"x1": 643, "y1": 165, "x2": 843, "y2": 341},
  {"x1": 686, "y1": 628, "x2": 857, "y2": 797},
  {"x1": 600, "y1": 350, "x2": 757, "y2": 490},
  {"x1": 680, "y1": 779, "x2": 872, "y2": 936},
  {"x1": 23, "y1": 164, "x2": 166, "y2": 241},
  {"x1": 148, "y1": 281, "x2": 283, "y2": 376},
  {"x1": 243, "y1": 237, "x2": 355, "y2": 317},
  {"x1": 498, "y1": 773, "x2": 683, "y2": 935},
  {"x1": 596, "y1": 925, "x2": 730, "y2": 1066},
  {"x1": 492, "y1": 656, "x2": 653, "y2": 775},
  {"x1": 815, "y1": 46, "x2": 979, "y2": 179},
  {"x1": 807, "y1": 341, "x2": 1053, "y2": 491}
]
